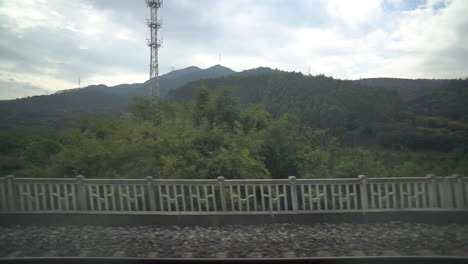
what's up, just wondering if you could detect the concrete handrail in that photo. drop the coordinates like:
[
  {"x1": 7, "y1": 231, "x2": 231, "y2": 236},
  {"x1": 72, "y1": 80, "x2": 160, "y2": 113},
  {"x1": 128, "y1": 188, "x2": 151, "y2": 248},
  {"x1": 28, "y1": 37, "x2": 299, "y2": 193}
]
[{"x1": 1, "y1": 175, "x2": 467, "y2": 213}]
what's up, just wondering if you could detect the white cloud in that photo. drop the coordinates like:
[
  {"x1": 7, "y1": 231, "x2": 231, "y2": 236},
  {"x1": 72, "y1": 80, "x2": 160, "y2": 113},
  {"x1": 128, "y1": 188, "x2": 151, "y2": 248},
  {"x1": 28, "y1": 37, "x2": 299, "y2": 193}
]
[
  {"x1": 1, "y1": 0, "x2": 468, "y2": 99},
  {"x1": 327, "y1": 0, "x2": 383, "y2": 28}
]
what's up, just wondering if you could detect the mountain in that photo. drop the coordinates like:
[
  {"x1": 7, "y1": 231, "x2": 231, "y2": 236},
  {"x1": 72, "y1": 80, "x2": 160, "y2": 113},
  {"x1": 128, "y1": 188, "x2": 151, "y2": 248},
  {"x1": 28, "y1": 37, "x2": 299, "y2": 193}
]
[
  {"x1": 169, "y1": 70, "x2": 468, "y2": 151},
  {"x1": 0, "y1": 65, "x2": 236, "y2": 128},
  {"x1": 354, "y1": 78, "x2": 450, "y2": 101}
]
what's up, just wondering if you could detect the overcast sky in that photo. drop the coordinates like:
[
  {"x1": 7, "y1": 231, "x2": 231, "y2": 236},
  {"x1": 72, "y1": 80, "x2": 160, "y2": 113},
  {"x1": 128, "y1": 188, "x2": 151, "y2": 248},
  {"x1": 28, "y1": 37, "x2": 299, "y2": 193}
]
[{"x1": 0, "y1": 0, "x2": 467, "y2": 99}]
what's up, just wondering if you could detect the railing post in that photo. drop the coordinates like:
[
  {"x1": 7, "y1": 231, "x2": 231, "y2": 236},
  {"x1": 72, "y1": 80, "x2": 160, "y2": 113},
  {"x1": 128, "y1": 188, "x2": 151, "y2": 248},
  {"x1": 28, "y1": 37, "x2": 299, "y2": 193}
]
[
  {"x1": 453, "y1": 174, "x2": 465, "y2": 209},
  {"x1": 427, "y1": 174, "x2": 437, "y2": 208},
  {"x1": 289, "y1": 176, "x2": 298, "y2": 211},
  {"x1": 6, "y1": 175, "x2": 16, "y2": 211},
  {"x1": 76, "y1": 175, "x2": 87, "y2": 210},
  {"x1": 146, "y1": 176, "x2": 156, "y2": 211},
  {"x1": 443, "y1": 176, "x2": 454, "y2": 209},
  {"x1": 218, "y1": 176, "x2": 227, "y2": 211},
  {"x1": 358, "y1": 175, "x2": 368, "y2": 211}
]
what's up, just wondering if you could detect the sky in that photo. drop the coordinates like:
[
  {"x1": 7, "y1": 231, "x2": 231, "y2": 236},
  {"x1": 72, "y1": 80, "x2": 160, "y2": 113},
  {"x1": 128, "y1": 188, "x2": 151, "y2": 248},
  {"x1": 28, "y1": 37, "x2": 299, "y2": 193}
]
[{"x1": 0, "y1": 0, "x2": 467, "y2": 99}]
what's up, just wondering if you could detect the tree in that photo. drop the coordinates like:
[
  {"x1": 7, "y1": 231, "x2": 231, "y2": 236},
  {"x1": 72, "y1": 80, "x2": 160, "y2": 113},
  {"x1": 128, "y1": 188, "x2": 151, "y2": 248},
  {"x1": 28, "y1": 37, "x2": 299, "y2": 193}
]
[
  {"x1": 193, "y1": 87, "x2": 212, "y2": 126},
  {"x1": 128, "y1": 97, "x2": 162, "y2": 125},
  {"x1": 214, "y1": 88, "x2": 241, "y2": 130}
]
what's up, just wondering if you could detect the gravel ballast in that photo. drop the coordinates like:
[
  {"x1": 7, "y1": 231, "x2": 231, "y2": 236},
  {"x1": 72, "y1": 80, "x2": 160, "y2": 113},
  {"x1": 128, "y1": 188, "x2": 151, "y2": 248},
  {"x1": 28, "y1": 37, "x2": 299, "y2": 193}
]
[{"x1": 1, "y1": 222, "x2": 468, "y2": 258}]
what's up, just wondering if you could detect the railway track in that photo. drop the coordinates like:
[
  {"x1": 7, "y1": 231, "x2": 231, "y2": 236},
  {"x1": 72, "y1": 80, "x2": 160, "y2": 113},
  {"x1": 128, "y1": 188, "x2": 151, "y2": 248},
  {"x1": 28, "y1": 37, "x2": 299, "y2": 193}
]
[
  {"x1": 2, "y1": 248, "x2": 468, "y2": 258},
  {"x1": 2, "y1": 222, "x2": 467, "y2": 262}
]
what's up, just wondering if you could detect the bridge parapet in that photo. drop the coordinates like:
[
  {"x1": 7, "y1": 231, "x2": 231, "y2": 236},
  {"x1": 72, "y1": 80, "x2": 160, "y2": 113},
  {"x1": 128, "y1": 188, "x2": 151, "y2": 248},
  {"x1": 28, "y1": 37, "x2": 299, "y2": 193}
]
[{"x1": 1, "y1": 175, "x2": 467, "y2": 213}]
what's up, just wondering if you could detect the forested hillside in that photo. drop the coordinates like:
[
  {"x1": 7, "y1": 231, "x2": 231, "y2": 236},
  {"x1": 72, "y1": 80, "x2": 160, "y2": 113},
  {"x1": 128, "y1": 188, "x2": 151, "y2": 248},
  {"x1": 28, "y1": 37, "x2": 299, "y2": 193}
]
[
  {"x1": 170, "y1": 71, "x2": 468, "y2": 152},
  {"x1": 1, "y1": 68, "x2": 467, "y2": 179}
]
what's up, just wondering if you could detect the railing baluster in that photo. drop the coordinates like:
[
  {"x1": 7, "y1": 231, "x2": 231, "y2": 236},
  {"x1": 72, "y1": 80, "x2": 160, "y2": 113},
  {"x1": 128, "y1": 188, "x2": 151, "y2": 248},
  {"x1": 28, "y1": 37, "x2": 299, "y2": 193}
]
[
  {"x1": 268, "y1": 185, "x2": 273, "y2": 211},
  {"x1": 64, "y1": 184, "x2": 70, "y2": 210},
  {"x1": 189, "y1": 185, "x2": 194, "y2": 211},
  {"x1": 165, "y1": 185, "x2": 171, "y2": 212},
  {"x1": 96, "y1": 185, "x2": 102, "y2": 211},
  {"x1": 316, "y1": 185, "x2": 322, "y2": 210},
  {"x1": 133, "y1": 184, "x2": 139, "y2": 211},
  {"x1": 353, "y1": 184, "x2": 358, "y2": 209},
  {"x1": 1, "y1": 181, "x2": 6, "y2": 210},
  {"x1": 399, "y1": 183, "x2": 404, "y2": 208},
  {"x1": 119, "y1": 185, "x2": 125, "y2": 211},
  {"x1": 422, "y1": 182, "x2": 427, "y2": 208},
  {"x1": 415, "y1": 183, "x2": 420, "y2": 208},
  {"x1": 0, "y1": 181, "x2": 5, "y2": 210},
  {"x1": 110, "y1": 185, "x2": 116, "y2": 210},
  {"x1": 33, "y1": 184, "x2": 39, "y2": 210},
  {"x1": 283, "y1": 185, "x2": 289, "y2": 211},
  {"x1": 157, "y1": 184, "x2": 163, "y2": 211},
  {"x1": 428, "y1": 175, "x2": 437, "y2": 208},
  {"x1": 196, "y1": 185, "x2": 202, "y2": 211},
  {"x1": 406, "y1": 183, "x2": 412, "y2": 208},
  {"x1": 377, "y1": 183, "x2": 382, "y2": 209},
  {"x1": 19, "y1": 184, "x2": 25, "y2": 211},
  {"x1": 211, "y1": 185, "x2": 217, "y2": 211},
  {"x1": 245, "y1": 185, "x2": 250, "y2": 211},
  {"x1": 101, "y1": 185, "x2": 108, "y2": 211},
  {"x1": 26, "y1": 184, "x2": 32, "y2": 210},
  {"x1": 260, "y1": 185, "x2": 265, "y2": 211},
  {"x1": 87, "y1": 185, "x2": 94, "y2": 211},
  {"x1": 181, "y1": 185, "x2": 186, "y2": 211},
  {"x1": 370, "y1": 184, "x2": 376, "y2": 209},
  {"x1": 392, "y1": 183, "x2": 397, "y2": 209},
  {"x1": 330, "y1": 184, "x2": 335, "y2": 210},
  {"x1": 237, "y1": 185, "x2": 242, "y2": 212},
  {"x1": 124, "y1": 185, "x2": 131, "y2": 211},
  {"x1": 70, "y1": 183, "x2": 76, "y2": 210},
  {"x1": 307, "y1": 184, "x2": 312, "y2": 210},
  {"x1": 204, "y1": 185, "x2": 210, "y2": 211},
  {"x1": 57, "y1": 184, "x2": 64, "y2": 210},
  {"x1": 464, "y1": 180, "x2": 468, "y2": 209},
  {"x1": 323, "y1": 184, "x2": 328, "y2": 210},
  {"x1": 454, "y1": 175, "x2": 464, "y2": 209},
  {"x1": 229, "y1": 185, "x2": 234, "y2": 211},
  {"x1": 137, "y1": 185, "x2": 144, "y2": 211},
  {"x1": 253, "y1": 185, "x2": 258, "y2": 212},
  {"x1": 346, "y1": 184, "x2": 350, "y2": 210},
  {"x1": 173, "y1": 185, "x2": 179, "y2": 212},
  {"x1": 338, "y1": 184, "x2": 343, "y2": 209},
  {"x1": 275, "y1": 184, "x2": 280, "y2": 211},
  {"x1": 48, "y1": 184, "x2": 55, "y2": 210},
  {"x1": 383, "y1": 183, "x2": 389, "y2": 209},
  {"x1": 299, "y1": 184, "x2": 310, "y2": 211}
]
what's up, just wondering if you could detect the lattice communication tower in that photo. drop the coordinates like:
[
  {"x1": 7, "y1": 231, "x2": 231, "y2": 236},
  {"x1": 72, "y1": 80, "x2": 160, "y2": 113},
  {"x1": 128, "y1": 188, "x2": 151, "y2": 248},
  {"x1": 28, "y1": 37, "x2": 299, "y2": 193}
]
[{"x1": 146, "y1": 0, "x2": 163, "y2": 100}]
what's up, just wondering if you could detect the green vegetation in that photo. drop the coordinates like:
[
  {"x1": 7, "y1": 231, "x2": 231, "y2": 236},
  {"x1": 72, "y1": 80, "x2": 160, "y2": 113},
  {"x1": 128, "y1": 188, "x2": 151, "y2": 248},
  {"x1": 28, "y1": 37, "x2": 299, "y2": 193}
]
[{"x1": 1, "y1": 72, "x2": 467, "y2": 179}]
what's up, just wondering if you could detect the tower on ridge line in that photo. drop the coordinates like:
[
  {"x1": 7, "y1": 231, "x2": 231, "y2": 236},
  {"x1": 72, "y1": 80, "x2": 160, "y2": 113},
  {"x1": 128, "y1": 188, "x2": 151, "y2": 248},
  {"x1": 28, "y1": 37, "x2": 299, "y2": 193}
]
[{"x1": 146, "y1": 0, "x2": 162, "y2": 100}]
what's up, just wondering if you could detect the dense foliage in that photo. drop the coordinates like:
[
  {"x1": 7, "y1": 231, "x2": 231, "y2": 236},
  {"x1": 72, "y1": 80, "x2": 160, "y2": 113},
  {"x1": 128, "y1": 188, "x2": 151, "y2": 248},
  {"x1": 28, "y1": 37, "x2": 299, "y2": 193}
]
[
  {"x1": 1, "y1": 71, "x2": 467, "y2": 179},
  {"x1": 1, "y1": 88, "x2": 467, "y2": 179},
  {"x1": 170, "y1": 72, "x2": 468, "y2": 152}
]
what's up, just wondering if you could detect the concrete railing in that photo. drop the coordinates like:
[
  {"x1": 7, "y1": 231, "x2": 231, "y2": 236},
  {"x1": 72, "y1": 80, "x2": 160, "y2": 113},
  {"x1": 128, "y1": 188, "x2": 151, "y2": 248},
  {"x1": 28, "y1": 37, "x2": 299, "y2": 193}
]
[{"x1": 1, "y1": 175, "x2": 467, "y2": 213}]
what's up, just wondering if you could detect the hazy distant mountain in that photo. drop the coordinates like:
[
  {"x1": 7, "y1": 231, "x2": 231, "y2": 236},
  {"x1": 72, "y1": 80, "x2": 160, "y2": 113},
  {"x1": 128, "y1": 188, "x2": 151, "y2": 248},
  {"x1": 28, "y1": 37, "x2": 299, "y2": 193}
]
[{"x1": 0, "y1": 65, "x2": 236, "y2": 128}]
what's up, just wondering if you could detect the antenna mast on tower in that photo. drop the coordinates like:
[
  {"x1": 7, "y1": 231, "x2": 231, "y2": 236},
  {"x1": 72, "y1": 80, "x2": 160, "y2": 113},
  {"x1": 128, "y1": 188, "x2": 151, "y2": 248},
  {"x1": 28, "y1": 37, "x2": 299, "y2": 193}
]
[{"x1": 146, "y1": 0, "x2": 163, "y2": 100}]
